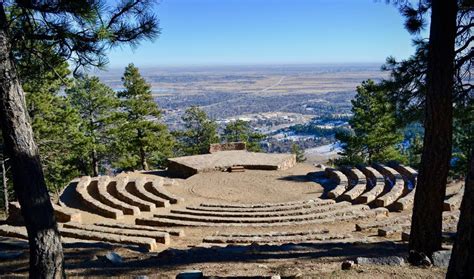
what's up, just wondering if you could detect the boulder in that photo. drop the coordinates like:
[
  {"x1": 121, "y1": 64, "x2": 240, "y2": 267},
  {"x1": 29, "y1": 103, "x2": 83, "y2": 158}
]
[{"x1": 432, "y1": 250, "x2": 451, "y2": 268}]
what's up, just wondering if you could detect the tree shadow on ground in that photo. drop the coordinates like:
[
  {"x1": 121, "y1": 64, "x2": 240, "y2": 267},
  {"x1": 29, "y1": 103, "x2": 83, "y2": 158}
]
[{"x1": 73, "y1": 240, "x2": 408, "y2": 277}]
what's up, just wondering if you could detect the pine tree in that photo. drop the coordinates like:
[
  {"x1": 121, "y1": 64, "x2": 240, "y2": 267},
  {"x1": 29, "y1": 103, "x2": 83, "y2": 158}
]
[
  {"x1": 0, "y1": 1, "x2": 160, "y2": 276},
  {"x1": 175, "y1": 106, "x2": 219, "y2": 155},
  {"x1": 67, "y1": 76, "x2": 119, "y2": 176},
  {"x1": 223, "y1": 120, "x2": 265, "y2": 152},
  {"x1": 336, "y1": 80, "x2": 405, "y2": 165},
  {"x1": 115, "y1": 64, "x2": 173, "y2": 171},
  {"x1": 291, "y1": 143, "x2": 307, "y2": 162}
]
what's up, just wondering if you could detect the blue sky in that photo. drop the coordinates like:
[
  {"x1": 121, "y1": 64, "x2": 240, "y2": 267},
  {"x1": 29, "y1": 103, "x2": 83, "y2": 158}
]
[{"x1": 106, "y1": 0, "x2": 418, "y2": 68}]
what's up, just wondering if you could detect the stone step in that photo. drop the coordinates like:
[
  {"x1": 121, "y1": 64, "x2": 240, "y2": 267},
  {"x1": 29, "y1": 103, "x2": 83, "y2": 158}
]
[
  {"x1": 355, "y1": 166, "x2": 386, "y2": 204},
  {"x1": 76, "y1": 176, "x2": 124, "y2": 219},
  {"x1": 199, "y1": 199, "x2": 322, "y2": 209},
  {"x1": 355, "y1": 215, "x2": 412, "y2": 231},
  {"x1": 392, "y1": 189, "x2": 416, "y2": 211},
  {"x1": 378, "y1": 225, "x2": 410, "y2": 237},
  {"x1": 188, "y1": 199, "x2": 335, "y2": 213},
  {"x1": 214, "y1": 229, "x2": 330, "y2": 238},
  {"x1": 203, "y1": 233, "x2": 351, "y2": 244},
  {"x1": 57, "y1": 226, "x2": 159, "y2": 252},
  {"x1": 325, "y1": 168, "x2": 350, "y2": 199},
  {"x1": 374, "y1": 181, "x2": 406, "y2": 207},
  {"x1": 145, "y1": 177, "x2": 184, "y2": 204},
  {"x1": 156, "y1": 202, "x2": 366, "y2": 224},
  {"x1": 0, "y1": 224, "x2": 28, "y2": 239},
  {"x1": 62, "y1": 222, "x2": 170, "y2": 244},
  {"x1": 7, "y1": 202, "x2": 82, "y2": 224},
  {"x1": 171, "y1": 202, "x2": 351, "y2": 218},
  {"x1": 0, "y1": 224, "x2": 160, "y2": 252},
  {"x1": 109, "y1": 177, "x2": 155, "y2": 212},
  {"x1": 96, "y1": 176, "x2": 140, "y2": 215},
  {"x1": 137, "y1": 207, "x2": 388, "y2": 227},
  {"x1": 94, "y1": 222, "x2": 184, "y2": 237},
  {"x1": 443, "y1": 186, "x2": 464, "y2": 211},
  {"x1": 128, "y1": 177, "x2": 170, "y2": 208}
]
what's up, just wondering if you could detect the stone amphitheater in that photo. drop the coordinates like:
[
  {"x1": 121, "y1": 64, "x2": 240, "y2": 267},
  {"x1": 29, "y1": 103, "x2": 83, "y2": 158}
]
[{"x1": 0, "y1": 148, "x2": 465, "y2": 276}]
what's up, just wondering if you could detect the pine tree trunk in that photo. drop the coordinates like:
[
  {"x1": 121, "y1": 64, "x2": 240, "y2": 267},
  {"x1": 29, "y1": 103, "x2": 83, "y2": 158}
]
[
  {"x1": 446, "y1": 151, "x2": 474, "y2": 278},
  {"x1": 2, "y1": 158, "x2": 8, "y2": 216},
  {"x1": 0, "y1": 5, "x2": 64, "y2": 278},
  {"x1": 140, "y1": 145, "x2": 149, "y2": 171},
  {"x1": 92, "y1": 148, "x2": 99, "y2": 177},
  {"x1": 408, "y1": 0, "x2": 457, "y2": 258}
]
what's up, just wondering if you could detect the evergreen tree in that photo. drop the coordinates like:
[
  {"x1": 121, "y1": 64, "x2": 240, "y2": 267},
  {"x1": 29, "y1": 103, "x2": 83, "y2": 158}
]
[
  {"x1": 67, "y1": 76, "x2": 119, "y2": 176},
  {"x1": 22, "y1": 53, "x2": 84, "y2": 194},
  {"x1": 336, "y1": 80, "x2": 405, "y2": 165},
  {"x1": 291, "y1": 143, "x2": 307, "y2": 163},
  {"x1": 175, "y1": 106, "x2": 219, "y2": 155},
  {"x1": 0, "y1": 1, "x2": 160, "y2": 276},
  {"x1": 223, "y1": 120, "x2": 265, "y2": 152},
  {"x1": 115, "y1": 64, "x2": 173, "y2": 171}
]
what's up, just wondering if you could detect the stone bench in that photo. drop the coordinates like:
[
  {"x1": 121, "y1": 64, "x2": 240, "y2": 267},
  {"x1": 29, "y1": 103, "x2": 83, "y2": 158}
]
[
  {"x1": 340, "y1": 167, "x2": 368, "y2": 202},
  {"x1": 128, "y1": 177, "x2": 170, "y2": 208},
  {"x1": 95, "y1": 222, "x2": 184, "y2": 237},
  {"x1": 96, "y1": 176, "x2": 141, "y2": 215},
  {"x1": 325, "y1": 168, "x2": 350, "y2": 199},
  {"x1": 378, "y1": 224, "x2": 411, "y2": 237},
  {"x1": 136, "y1": 207, "x2": 388, "y2": 227},
  {"x1": 443, "y1": 186, "x2": 464, "y2": 211},
  {"x1": 199, "y1": 199, "x2": 319, "y2": 209},
  {"x1": 186, "y1": 200, "x2": 335, "y2": 213},
  {"x1": 145, "y1": 177, "x2": 183, "y2": 204},
  {"x1": 171, "y1": 202, "x2": 351, "y2": 218},
  {"x1": 154, "y1": 203, "x2": 373, "y2": 224},
  {"x1": 7, "y1": 202, "x2": 82, "y2": 224},
  {"x1": 373, "y1": 165, "x2": 406, "y2": 207},
  {"x1": 62, "y1": 222, "x2": 170, "y2": 244},
  {"x1": 355, "y1": 215, "x2": 412, "y2": 231},
  {"x1": 75, "y1": 176, "x2": 123, "y2": 219},
  {"x1": 109, "y1": 176, "x2": 155, "y2": 212},
  {"x1": 356, "y1": 166, "x2": 386, "y2": 204},
  {"x1": 203, "y1": 232, "x2": 350, "y2": 244},
  {"x1": 57, "y1": 225, "x2": 158, "y2": 252}
]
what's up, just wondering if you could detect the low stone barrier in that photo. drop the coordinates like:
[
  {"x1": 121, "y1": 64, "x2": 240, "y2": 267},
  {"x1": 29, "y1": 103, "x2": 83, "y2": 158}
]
[{"x1": 209, "y1": 142, "x2": 246, "y2": 153}]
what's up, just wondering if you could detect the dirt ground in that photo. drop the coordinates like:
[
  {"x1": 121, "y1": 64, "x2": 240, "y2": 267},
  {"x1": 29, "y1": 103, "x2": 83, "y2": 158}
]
[{"x1": 0, "y1": 163, "x2": 451, "y2": 278}]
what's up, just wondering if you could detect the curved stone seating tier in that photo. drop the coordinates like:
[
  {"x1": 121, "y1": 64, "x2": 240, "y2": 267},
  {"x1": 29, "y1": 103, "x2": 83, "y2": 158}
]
[
  {"x1": 372, "y1": 165, "x2": 406, "y2": 207},
  {"x1": 128, "y1": 177, "x2": 170, "y2": 208},
  {"x1": 355, "y1": 166, "x2": 386, "y2": 204},
  {"x1": 193, "y1": 199, "x2": 335, "y2": 213},
  {"x1": 203, "y1": 231, "x2": 350, "y2": 244},
  {"x1": 95, "y1": 222, "x2": 185, "y2": 237},
  {"x1": 145, "y1": 178, "x2": 184, "y2": 204},
  {"x1": 154, "y1": 203, "x2": 375, "y2": 224},
  {"x1": 57, "y1": 225, "x2": 159, "y2": 252},
  {"x1": 199, "y1": 199, "x2": 319, "y2": 209},
  {"x1": 136, "y1": 207, "x2": 388, "y2": 227},
  {"x1": 0, "y1": 223, "x2": 160, "y2": 251},
  {"x1": 444, "y1": 186, "x2": 464, "y2": 211},
  {"x1": 390, "y1": 164, "x2": 418, "y2": 190},
  {"x1": 324, "y1": 168, "x2": 350, "y2": 199},
  {"x1": 76, "y1": 176, "x2": 124, "y2": 219},
  {"x1": 112, "y1": 177, "x2": 156, "y2": 212},
  {"x1": 62, "y1": 222, "x2": 170, "y2": 244},
  {"x1": 340, "y1": 168, "x2": 368, "y2": 202},
  {"x1": 170, "y1": 201, "x2": 352, "y2": 218},
  {"x1": 96, "y1": 176, "x2": 141, "y2": 215},
  {"x1": 392, "y1": 188, "x2": 416, "y2": 211}
]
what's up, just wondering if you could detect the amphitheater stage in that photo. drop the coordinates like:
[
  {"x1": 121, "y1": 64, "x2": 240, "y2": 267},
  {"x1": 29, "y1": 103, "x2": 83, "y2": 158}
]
[{"x1": 167, "y1": 150, "x2": 296, "y2": 178}]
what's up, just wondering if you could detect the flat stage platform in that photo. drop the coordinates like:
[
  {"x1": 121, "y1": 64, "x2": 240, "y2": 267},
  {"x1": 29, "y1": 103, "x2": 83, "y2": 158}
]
[{"x1": 167, "y1": 150, "x2": 296, "y2": 178}]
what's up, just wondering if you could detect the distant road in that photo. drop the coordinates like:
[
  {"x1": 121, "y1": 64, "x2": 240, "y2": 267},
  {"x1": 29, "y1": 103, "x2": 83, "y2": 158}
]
[{"x1": 261, "y1": 76, "x2": 285, "y2": 92}]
